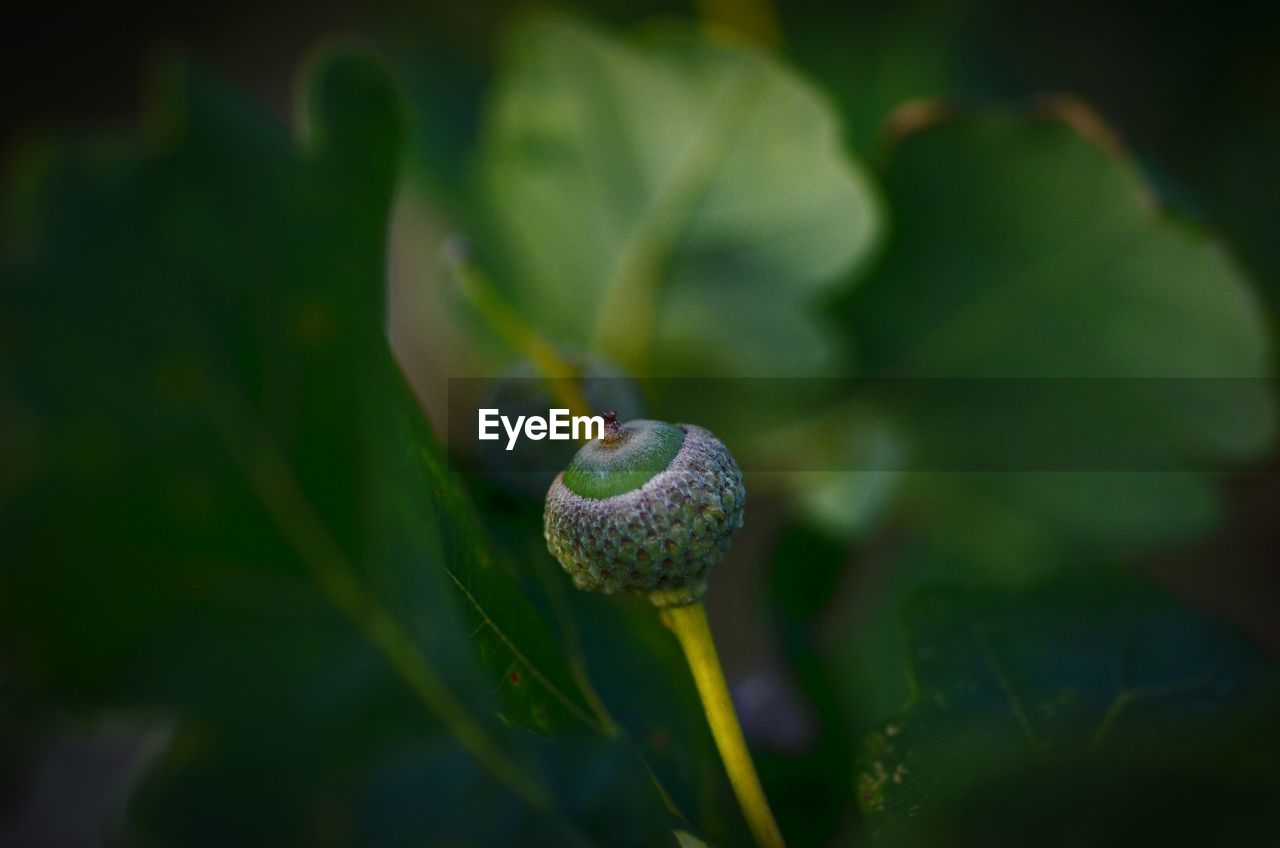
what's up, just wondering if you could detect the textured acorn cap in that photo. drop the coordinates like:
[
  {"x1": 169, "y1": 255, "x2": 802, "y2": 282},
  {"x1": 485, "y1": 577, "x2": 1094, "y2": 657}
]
[{"x1": 544, "y1": 419, "x2": 745, "y2": 607}]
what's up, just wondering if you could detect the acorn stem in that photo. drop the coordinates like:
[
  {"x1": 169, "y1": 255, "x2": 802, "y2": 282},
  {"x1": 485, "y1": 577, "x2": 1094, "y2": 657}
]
[
  {"x1": 601, "y1": 410, "x2": 623, "y2": 444},
  {"x1": 664, "y1": 601, "x2": 786, "y2": 848}
]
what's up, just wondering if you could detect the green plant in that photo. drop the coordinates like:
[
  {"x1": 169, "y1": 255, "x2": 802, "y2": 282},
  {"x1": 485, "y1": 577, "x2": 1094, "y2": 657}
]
[{"x1": 4, "y1": 4, "x2": 1280, "y2": 847}]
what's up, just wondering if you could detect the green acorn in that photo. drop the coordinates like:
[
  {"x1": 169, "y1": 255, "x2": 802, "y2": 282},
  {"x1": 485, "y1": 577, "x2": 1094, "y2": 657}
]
[{"x1": 544, "y1": 412, "x2": 745, "y2": 607}]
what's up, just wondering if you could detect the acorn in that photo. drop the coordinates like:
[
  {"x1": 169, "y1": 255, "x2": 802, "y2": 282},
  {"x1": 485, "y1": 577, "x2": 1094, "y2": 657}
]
[{"x1": 544, "y1": 412, "x2": 745, "y2": 607}]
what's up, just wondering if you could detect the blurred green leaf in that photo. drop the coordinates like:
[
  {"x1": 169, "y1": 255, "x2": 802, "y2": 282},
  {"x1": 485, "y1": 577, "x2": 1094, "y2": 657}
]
[
  {"x1": 855, "y1": 114, "x2": 1269, "y2": 379},
  {"x1": 840, "y1": 114, "x2": 1274, "y2": 563},
  {"x1": 412, "y1": 418, "x2": 610, "y2": 737},
  {"x1": 479, "y1": 15, "x2": 882, "y2": 377},
  {"x1": 0, "y1": 48, "x2": 602, "y2": 843},
  {"x1": 854, "y1": 572, "x2": 1280, "y2": 846}
]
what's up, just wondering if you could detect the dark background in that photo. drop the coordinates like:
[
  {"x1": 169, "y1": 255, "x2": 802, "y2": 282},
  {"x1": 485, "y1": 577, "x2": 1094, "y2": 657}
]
[{"x1": 6, "y1": 0, "x2": 1279, "y2": 305}]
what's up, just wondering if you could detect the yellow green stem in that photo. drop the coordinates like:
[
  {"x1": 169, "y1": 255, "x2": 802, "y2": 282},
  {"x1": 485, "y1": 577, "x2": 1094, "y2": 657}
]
[
  {"x1": 447, "y1": 247, "x2": 591, "y2": 418},
  {"x1": 664, "y1": 601, "x2": 786, "y2": 848}
]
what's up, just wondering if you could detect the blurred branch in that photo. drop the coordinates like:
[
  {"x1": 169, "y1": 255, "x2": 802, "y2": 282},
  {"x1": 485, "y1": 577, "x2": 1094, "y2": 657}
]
[{"x1": 445, "y1": 236, "x2": 592, "y2": 418}]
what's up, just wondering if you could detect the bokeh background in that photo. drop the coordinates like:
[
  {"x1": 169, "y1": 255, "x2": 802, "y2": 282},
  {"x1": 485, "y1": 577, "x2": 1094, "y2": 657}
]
[{"x1": 3, "y1": 1, "x2": 1280, "y2": 846}]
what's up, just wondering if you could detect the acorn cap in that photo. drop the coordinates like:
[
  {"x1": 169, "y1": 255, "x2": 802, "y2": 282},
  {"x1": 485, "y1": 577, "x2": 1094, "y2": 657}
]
[{"x1": 544, "y1": 416, "x2": 745, "y2": 607}]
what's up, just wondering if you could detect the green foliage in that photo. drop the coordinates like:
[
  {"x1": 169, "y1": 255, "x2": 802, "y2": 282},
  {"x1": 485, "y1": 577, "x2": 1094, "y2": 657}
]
[
  {"x1": 479, "y1": 15, "x2": 882, "y2": 377},
  {"x1": 840, "y1": 114, "x2": 1274, "y2": 567},
  {"x1": 0, "y1": 49, "x2": 616, "y2": 844},
  {"x1": 853, "y1": 114, "x2": 1268, "y2": 384},
  {"x1": 3, "y1": 5, "x2": 1279, "y2": 847},
  {"x1": 855, "y1": 573, "x2": 1280, "y2": 845}
]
